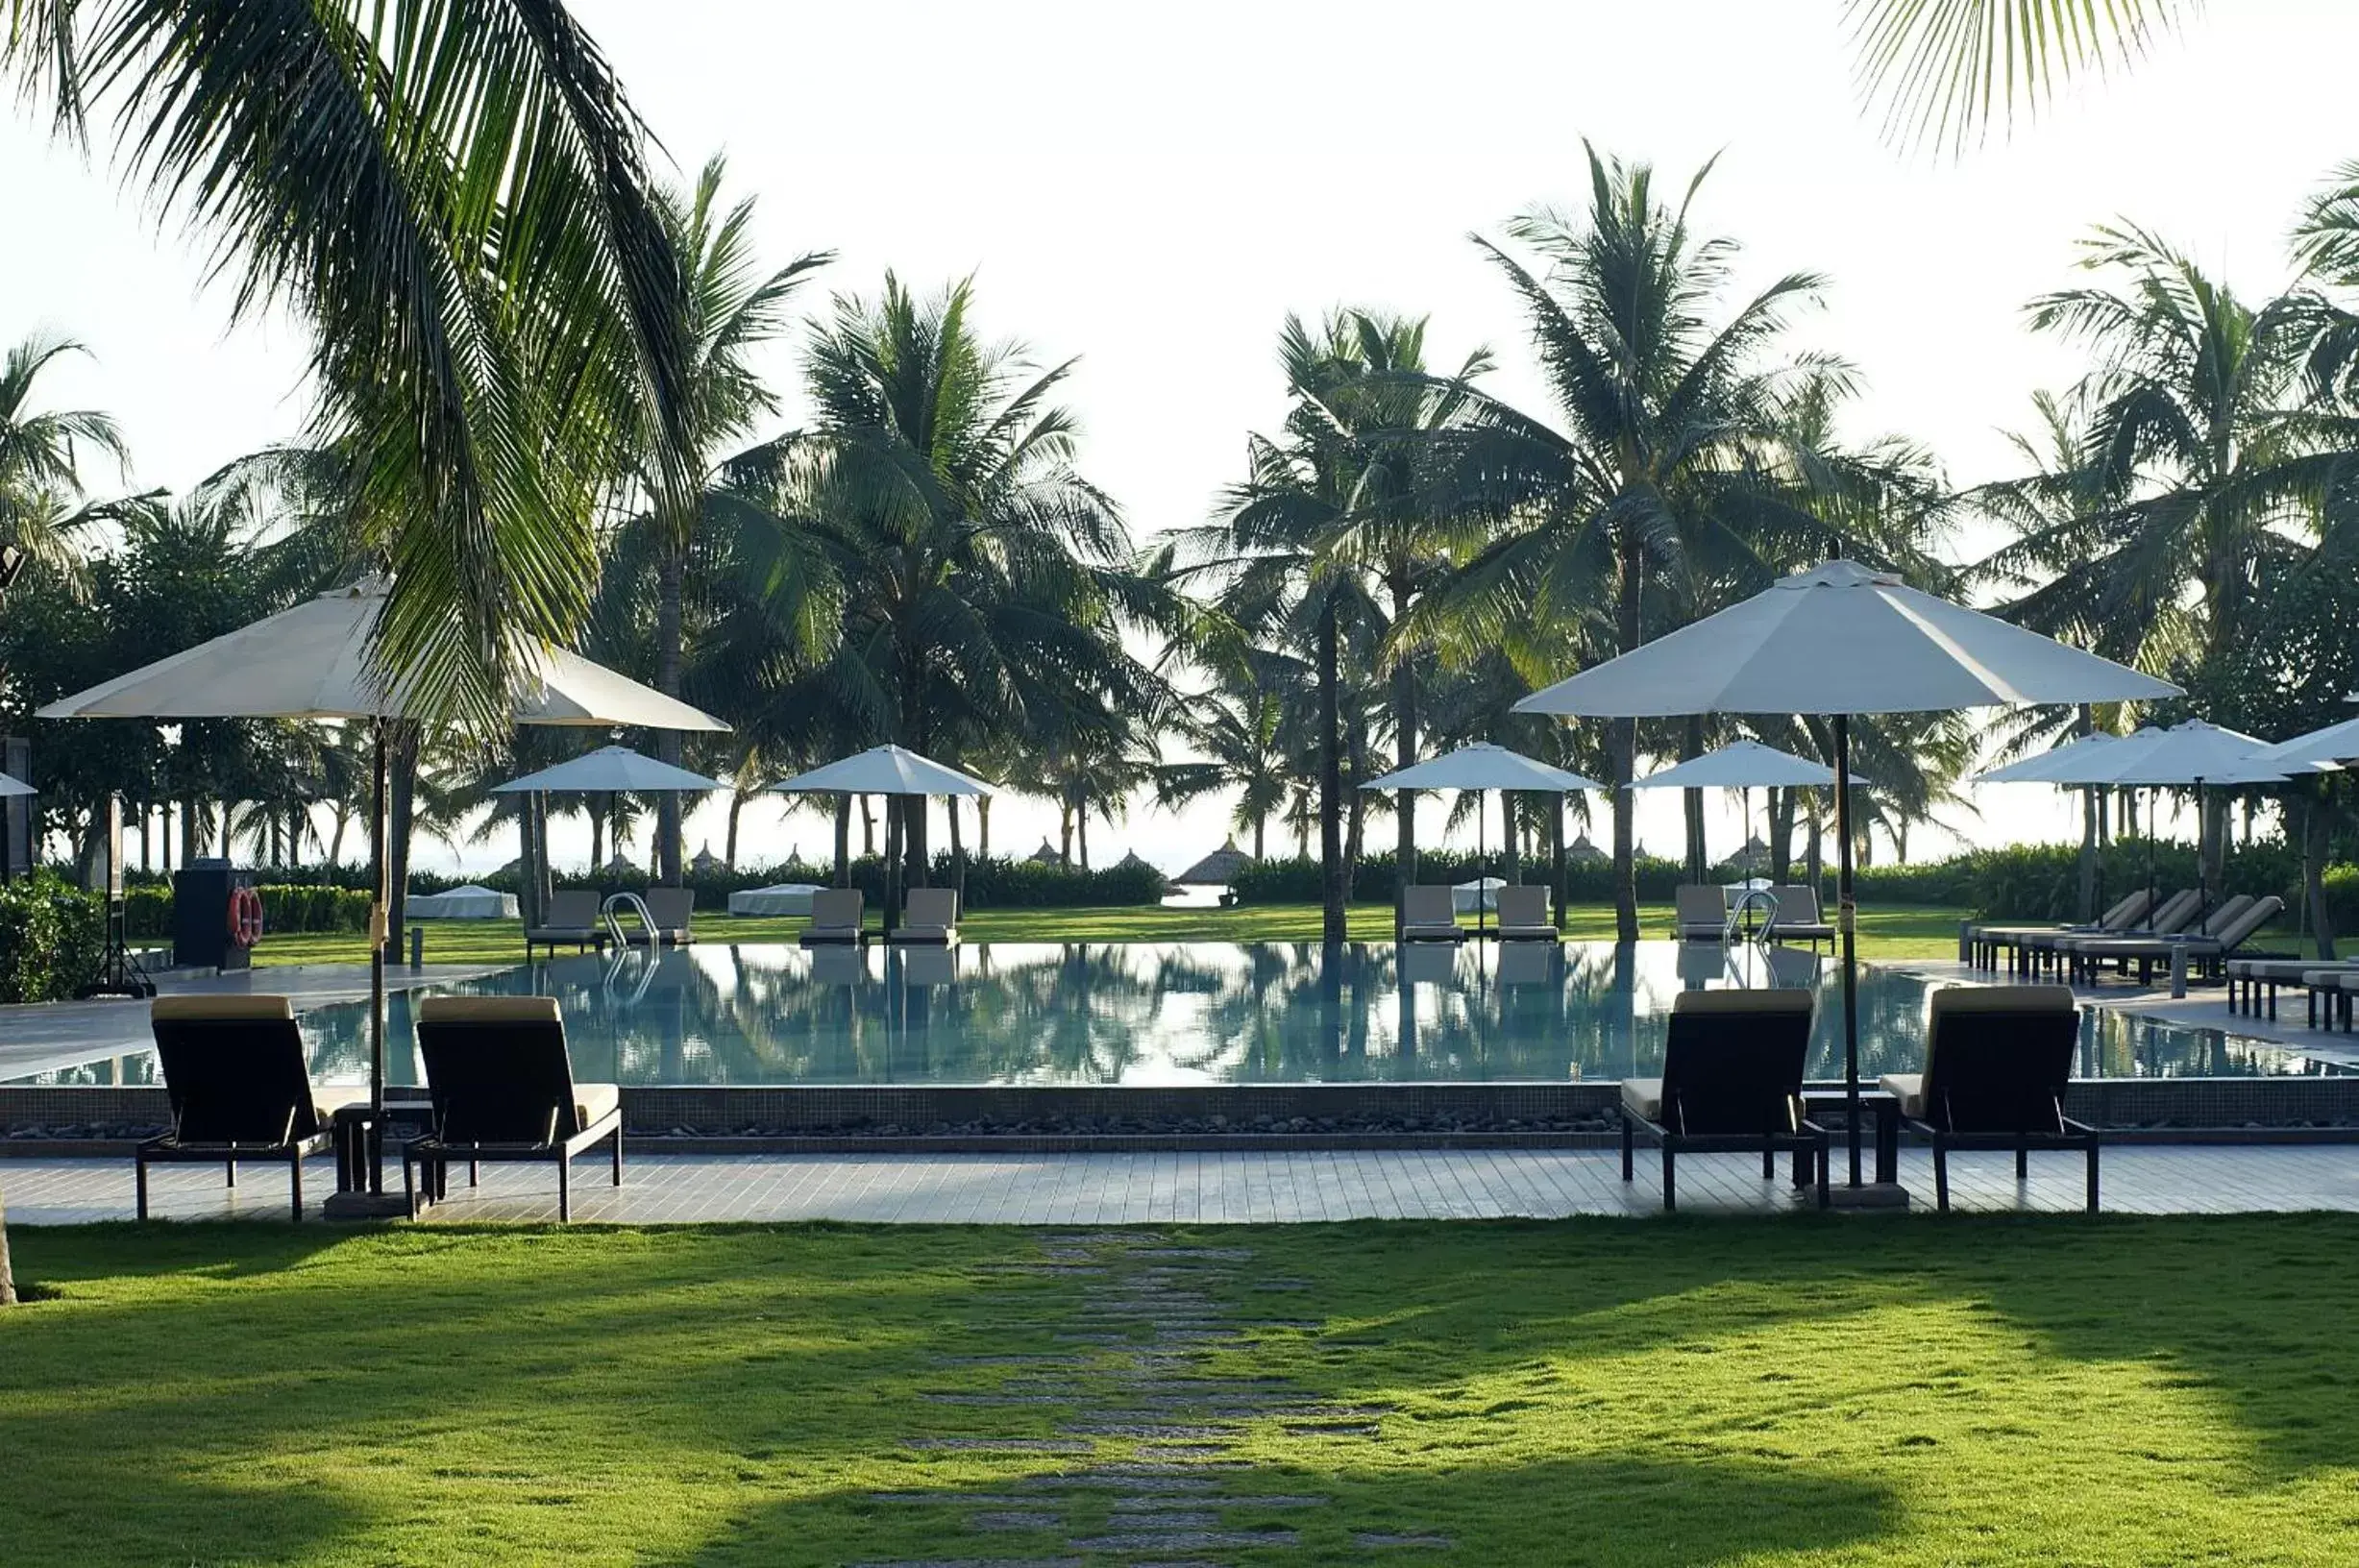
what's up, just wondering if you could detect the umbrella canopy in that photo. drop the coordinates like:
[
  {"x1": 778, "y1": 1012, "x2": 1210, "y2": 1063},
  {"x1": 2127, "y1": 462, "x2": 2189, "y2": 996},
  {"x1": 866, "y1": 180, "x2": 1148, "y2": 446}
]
[
  {"x1": 1971, "y1": 731, "x2": 2123, "y2": 785},
  {"x1": 2253, "y1": 714, "x2": 2359, "y2": 769},
  {"x1": 2066, "y1": 720, "x2": 2297, "y2": 786},
  {"x1": 1514, "y1": 558, "x2": 2178, "y2": 1201},
  {"x1": 1174, "y1": 838, "x2": 1252, "y2": 886},
  {"x1": 1362, "y1": 742, "x2": 1605, "y2": 794},
  {"x1": 1516, "y1": 560, "x2": 2179, "y2": 719},
  {"x1": 37, "y1": 578, "x2": 727, "y2": 730},
  {"x1": 772, "y1": 744, "x2": 995, "y2": 798},
  {"x1": 0, "y1": 771, "x2": 33, "y2": 798},
  {"x1": 1627, "y1": 740, "x2": 1837, "y2": 791},
  {"x1": 491, "y1": 744, "x2": 725, "y2": 795}
]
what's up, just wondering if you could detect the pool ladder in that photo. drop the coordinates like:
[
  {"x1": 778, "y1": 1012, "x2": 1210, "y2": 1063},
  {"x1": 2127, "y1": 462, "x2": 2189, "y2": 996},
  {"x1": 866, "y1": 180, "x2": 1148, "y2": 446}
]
[
  {"x1": 601, "y1": 891, "x2": 657, "y2": 950},
  {"x1": 1726, "y1": 887, "x2": 1780, "y2": 945}
]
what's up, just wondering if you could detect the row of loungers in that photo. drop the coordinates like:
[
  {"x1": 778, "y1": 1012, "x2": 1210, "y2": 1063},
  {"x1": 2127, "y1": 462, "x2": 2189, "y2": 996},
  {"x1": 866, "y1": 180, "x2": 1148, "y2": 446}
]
[
  {"x1": 1620, "y1": 982, "x2": 2098, "y2": 1212},
  {"x1": 1402, "y1": 885, "x2": 1560, "y2": 942},
  {"x1": 1670, "y1": 884, "x2": 1836, "y2": 948},
  {"x1": 796, "y1": 888, "x2": 959, "y2": 946},
  {"x1": 139, "y1": 994, "x2": 621, "y2": 1222},
  {"x1": 525, "y1": 888, "x2": 696, "y2": 958},
  {"x1": 2225, "y1": 959, "x2": 2359, "y2": 1027},
  {"x1": 1971, "y1": 890, "x2": 2285, "y2": 986}
]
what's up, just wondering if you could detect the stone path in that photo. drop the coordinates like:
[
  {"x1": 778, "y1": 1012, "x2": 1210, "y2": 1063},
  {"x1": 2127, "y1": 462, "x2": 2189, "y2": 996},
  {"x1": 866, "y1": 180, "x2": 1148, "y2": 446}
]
[
  {"x1": 860, "y1": 1232, "x2": 1436, "y2": 1567},
  {"x1": 12, "y1": 1141, "x2": 2359, "y2": 1224}
]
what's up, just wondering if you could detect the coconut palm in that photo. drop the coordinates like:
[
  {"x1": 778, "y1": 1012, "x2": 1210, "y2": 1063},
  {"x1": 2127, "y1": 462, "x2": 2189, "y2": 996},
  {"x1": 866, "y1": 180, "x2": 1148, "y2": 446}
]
[
  {"x1": 1847, "y1": 0, "x2": 2187, "y2": 153},
  {"x1": 601, "y1": 155, "x2": 829, "y2": 884},
  {"x1": 1156, "y1": 657, "x2": 1296, "y2": 860},
  {"x1": 7, "y1": 0, "x2": 693, "y2": 729},
  {"x1": 740, "y1": 274, "x2": 1176, "y2": 885},
  {"x1": 0, "y1": 333, "x2": 128, "y2": 594},
  {"x1": 1411, "y1": 146, "x2": 1854, "y2": 941}
]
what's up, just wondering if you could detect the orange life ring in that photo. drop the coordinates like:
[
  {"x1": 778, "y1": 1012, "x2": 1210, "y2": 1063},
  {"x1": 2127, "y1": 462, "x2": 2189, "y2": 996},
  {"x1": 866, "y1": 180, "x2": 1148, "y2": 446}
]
[{"x1": 228, "y1": 885, "x2": 265, "y2": 948}]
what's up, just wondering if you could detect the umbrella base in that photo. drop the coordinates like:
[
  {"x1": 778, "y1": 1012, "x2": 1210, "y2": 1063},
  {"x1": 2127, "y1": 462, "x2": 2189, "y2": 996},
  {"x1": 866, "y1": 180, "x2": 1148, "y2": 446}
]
[
  {"x1": 320, "y1": 1191, "x2": 410, "y2": 1222},
  {"x1": 1827, "y1": 1181, "x2": 1911, "y2": 1211}
]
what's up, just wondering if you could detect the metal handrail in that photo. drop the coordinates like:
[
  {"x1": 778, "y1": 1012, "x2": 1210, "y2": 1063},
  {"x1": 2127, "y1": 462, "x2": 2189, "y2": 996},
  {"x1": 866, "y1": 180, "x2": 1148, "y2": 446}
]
[
  {"x1": 602, "y1": 943, "x2": 659, "y2": 1008},
  {"x1": 1727, "y1": 887, "x2": 1780, "y2": 945},
  {"x1": 601, "y1": 891, "x2": 656, "y2": 951}
]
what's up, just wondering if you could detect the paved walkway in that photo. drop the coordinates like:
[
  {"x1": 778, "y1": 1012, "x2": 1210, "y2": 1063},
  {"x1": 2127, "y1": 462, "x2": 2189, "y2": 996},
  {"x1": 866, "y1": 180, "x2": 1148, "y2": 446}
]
[{"x1": 7, "y1": 1142, "x2": 2356, "y2": 1225}]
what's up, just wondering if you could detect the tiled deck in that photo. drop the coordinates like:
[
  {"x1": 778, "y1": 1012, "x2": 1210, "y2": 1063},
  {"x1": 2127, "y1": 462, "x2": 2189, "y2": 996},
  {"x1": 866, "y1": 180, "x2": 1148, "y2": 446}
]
[{"x1": 7, "y1": 1142, "x2": 2357, "y2": 1225}]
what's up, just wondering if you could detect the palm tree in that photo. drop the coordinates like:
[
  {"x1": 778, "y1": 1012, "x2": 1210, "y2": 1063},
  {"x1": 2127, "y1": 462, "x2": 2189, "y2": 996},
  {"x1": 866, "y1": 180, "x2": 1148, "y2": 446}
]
[
  {"x1": 1847, "y1": 1, "x2": 2187, "y2": 153},
  {"x1": 9, "y1": 1, "x2": 693, "y2": 729},
  {"x1": 604, "y1": 155, "x2": 828, "y2": 884},
  {"x1": 745, "y1": 274, "x2": 1174, "y2": 889},
  {"x1": 0, "y1": 332, "x2": 128, "y2": 593},
  {"x1": 1413, "y1": 147, "x2": 1848, "y2": 941},
  {"x1": 1156, "y1": 658, "x2": 1295, "y2": 860}
]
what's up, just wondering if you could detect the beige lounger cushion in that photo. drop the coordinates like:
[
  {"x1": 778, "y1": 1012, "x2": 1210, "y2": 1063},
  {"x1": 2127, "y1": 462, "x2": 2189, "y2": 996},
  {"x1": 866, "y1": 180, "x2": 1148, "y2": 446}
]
[
  {"x1": 642, "y1": 888, "x2": 695, "y2": 931},
  {"x1": 1402, "y1": 886, "x2": 1457, "y2": 926},
  {"x1": 152, "y1": 993, "x2": 296, "y2": 1022},
  {"x1": 417, "y1": 994, "x2": 562, "y2": 1025},
  {"x1": 1494, "y1": 886, "x2": 1548, "y2": 928},
  {"x1": 1621, "y1": 1078, "x2": 1665, "y2": 1120},
  {"x1": 1402, "y1": 923, "x2": 1462, "y2": 943},
  {"x1": 1670, "y1": 988, "x2": 1814, "y2": 1016},
  {"x1": 903, "y1": 888, "x2": 959, "y2": 927},
  {"x1": 1879, "y1": 1072, "x2": 1927, "y2": 1117},
  {"x1": 1673, "y1": 885, "x2": 1728, "y2": 926},
  {"x1": 572, "y1": 1082, "x2": 621, "y2": 1127}
]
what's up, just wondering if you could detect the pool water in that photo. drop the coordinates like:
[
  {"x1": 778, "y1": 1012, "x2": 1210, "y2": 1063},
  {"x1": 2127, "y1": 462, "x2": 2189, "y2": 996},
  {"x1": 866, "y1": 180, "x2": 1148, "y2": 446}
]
[{"x1": 15, "y1": 941, "x2": 2338, "y2": 1089}]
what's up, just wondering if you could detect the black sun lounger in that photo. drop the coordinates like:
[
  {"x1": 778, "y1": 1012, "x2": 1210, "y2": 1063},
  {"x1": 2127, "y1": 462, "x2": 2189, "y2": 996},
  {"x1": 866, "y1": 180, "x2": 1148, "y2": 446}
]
[
  {"x1": 404, "y1": 996, "x2": 623, "y2": 1221},
  {"x1": 138, "y1": 994, "x2": 339, "y2": 1220},
  {"x1": 1619, "y1": 989, "x2": 1829, "y2": 1212}
]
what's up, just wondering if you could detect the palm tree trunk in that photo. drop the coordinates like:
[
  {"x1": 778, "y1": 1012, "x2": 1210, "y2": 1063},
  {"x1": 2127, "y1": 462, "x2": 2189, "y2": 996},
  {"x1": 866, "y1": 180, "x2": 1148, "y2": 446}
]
[
  {"x1": 0, "y1": 1192, "x2": 14, "y2": 1307},
  {"x1": 384, "y1": 723, "x2": 420, "y2": 947},
  {"x1": 834, "y1": 796, "x2": 851, "y2": 886},
  {"x1": 590, "y1": 801, "x2": 605, "y2": 874},
  {"x1": 1318, "y1": 598, "x2": 1346, "y2": 944},
  {"x1": 1252, "y1": 816, "x2": 1266, "y2": 860},
  {"x1": 977, "y1": 796, "x2": 992, "y2": 860},
  {"x1": 1077, "y1": 810, "x2": 1090, "y2": 870},
  {"x1": 725, "y1": 791, "x2": 744, "y2": 870},
  {"x1": 1390, "y1": 566, "x2": 1418, "y2": 906},
  {"x1": 653, "y1": 539, "x2": 686, "y2": 887},
  {"x1": 516, "y1": 794, "x2": 539, "y2": 928},
  {"x1": 328, "y1": 806, "x2": 348, "y2": 870},
  {"x1": 1610, "y1": 544, "x2": 1641, "y2": 942},
  {"x1": 1552, "y1": 794, "x2": 1568, "y2": 931}
]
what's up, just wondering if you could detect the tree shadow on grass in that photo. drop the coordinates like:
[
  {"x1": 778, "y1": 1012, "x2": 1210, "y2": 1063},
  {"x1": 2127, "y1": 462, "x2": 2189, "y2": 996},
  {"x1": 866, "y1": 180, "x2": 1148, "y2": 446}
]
[{"x1": 674, "y1": 1453, "x2": 1898, "y2": 1567}]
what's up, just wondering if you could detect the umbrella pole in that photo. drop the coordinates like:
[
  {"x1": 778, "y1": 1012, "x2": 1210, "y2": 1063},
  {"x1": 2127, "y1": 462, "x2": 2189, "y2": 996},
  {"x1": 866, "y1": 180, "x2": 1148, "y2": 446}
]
[
  {"x1": 369, "y1": 716, "x2": 388, "y2": 1193},
  {"x1": 1478, "y1": 791, "x2": 1487, "y2": 941},
  {"x1": 1833, "y1": 713, "x2": 1861, "y2": 1188}
]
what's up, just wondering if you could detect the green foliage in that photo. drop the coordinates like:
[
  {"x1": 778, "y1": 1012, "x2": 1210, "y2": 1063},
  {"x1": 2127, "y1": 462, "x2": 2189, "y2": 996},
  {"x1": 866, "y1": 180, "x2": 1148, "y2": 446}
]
[
  {"x1": 0, "y1": 870, "x2": 103, "y2": 1003},
  {"x1": 121, "y1": 883, "x2": 373, "y2": 939},
  {"x1": 1232, "y1": 851, "x2": 1698, "y2": 905}
]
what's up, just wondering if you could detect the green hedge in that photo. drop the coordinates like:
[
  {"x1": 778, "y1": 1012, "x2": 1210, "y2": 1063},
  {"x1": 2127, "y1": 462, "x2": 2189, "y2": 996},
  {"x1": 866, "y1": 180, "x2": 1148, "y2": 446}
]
[
  {"x1": 122, "y1": 883, "x2": 375, "y2": 938},
  {"x1": 0, "y1": 871, "x2": 105, "y2": 1003}
]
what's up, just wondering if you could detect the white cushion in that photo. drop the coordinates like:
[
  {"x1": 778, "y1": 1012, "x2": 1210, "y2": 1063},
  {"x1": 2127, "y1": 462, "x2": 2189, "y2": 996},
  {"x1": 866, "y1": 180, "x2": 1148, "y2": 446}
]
[
  {"x1": 1879, "y1": 1073, "x2": 1926, "y2": 1118},
  {"x1": 1620, "y1": 1078, "x2": 1665, "y2": 1121},
  {"x1": 573, "y1": 1082, "x2": 621, "y2": 1128}
]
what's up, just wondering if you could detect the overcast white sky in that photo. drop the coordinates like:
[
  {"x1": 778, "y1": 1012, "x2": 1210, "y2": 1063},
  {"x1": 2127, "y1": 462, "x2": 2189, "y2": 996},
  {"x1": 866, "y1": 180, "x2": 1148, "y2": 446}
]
[{"x1": 7, "y1": 0, "x2": 2352, "y2": 873}]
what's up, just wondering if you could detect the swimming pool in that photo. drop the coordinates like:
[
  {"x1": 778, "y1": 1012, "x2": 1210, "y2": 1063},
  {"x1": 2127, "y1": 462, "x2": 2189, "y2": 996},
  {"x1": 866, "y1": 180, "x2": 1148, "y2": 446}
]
[{"x1": 12, "y1": 940, "x2": 2337, "y2": 1089}]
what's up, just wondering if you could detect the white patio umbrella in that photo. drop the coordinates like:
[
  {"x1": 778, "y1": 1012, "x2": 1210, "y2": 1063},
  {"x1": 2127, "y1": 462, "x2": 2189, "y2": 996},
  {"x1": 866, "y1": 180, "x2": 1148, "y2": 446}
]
[
  {"x1": 2254, "y1": 712, "x2": 2359, "y2": 769},
  {"x1": 2037, "y1": 721, "x2": 2308, "y2": 918},
  {"x1": 0, "y1": 771, "x2": 32, "y2": 796},
  {"x1": 37, "y1": 577, "x2": 726, "y2": 1210},
  {"x1": 1628, "y1": 740, "x2": 1847, "y2": 897},
  {"x1": 489, "y1": 744, "x2": 725, "y2": 796},
  {"x1": 773, "y1": 745, "x2": 996, "y2": 931},
  {"x1": 1362, "y1": 743, "x2": 1605, "y2": 937},
  {"x1": 1513, "y1": 558, "x2": 2179, "y2": 1197},
  {"x1": 1970, "y1": 730, "x2": 2122, "y2": 786}
]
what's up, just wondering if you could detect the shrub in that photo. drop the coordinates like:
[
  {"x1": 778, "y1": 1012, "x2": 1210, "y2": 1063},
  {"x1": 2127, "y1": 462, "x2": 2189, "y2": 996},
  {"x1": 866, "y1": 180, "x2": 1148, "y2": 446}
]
[
  {"x1": 122, "y1": 882, "x2": 374, "y2": 938},
  {"x1": 0, "y1": 871, "x2": 106, "y2": 1003}
]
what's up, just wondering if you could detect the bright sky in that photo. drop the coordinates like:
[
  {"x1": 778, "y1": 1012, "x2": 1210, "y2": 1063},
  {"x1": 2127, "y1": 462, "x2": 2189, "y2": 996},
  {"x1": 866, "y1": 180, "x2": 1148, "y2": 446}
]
[{"x1": 6, "y1": 0, "x2": 2352, "y2": 874}]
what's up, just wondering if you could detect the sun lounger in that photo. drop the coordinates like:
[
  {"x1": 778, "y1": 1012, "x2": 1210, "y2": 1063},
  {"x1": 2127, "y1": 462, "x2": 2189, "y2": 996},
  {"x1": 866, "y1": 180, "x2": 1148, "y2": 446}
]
[
  {"x1": 2298, "y1": 968, "x2": 2359, "y2": 1031},
  {"x1": 1618, "y1": 989, "x2": 1829, "y2": 1212},
  {"x1": 2225, "y1": 956, "x2": 2356, "y2": 1018},
  {"x1": 890, "y1": 887, "x2": 960, "y2": 944},
  {"x1": 1764, "y1": 885, "x2": 1836, "y2": 950},
  {"x1": 2064, "y1": 895, "x2": 2281, "y2": 986},
  {"x1": 629, "y1": 887, "x2": 695, "y2": 946},
  {"x1": 402, "y1": 996, "x2": 623, "y2": 1221},
  {"x1": 136, "y1": 995, "x2": 340, "y2": 1220},
  {"x1": 799, "y1": 888, "x2": 867, "y2": 946},
  {"x1": 1401, "y1": 884, "x2": 1462, "y2": 943},
  {"x1": 1671, "y1": 884, "x2": 1731, "y2": 943},
  {"x1": 1880, "y1": 984, "x2": 2098, "y2": 1213},
  {"x1": 525, "y1": 889, "x2": 606, "y2": 958},
  {"x1": 2008, "y1": 888, "x2": 2195, "y2": 976},
  {"x1": 1494, "y1": 885, "x2": 1558, "y2": 942},
  {"x1": 1971, "y1": 888, "x2": 2152, "y2": 972}
]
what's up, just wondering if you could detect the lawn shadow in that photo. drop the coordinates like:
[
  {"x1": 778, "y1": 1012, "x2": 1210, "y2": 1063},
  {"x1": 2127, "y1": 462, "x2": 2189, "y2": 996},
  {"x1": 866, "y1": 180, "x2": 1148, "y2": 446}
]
[{"x1": 674, "y1": 1452, "x2": 1898, "y2": 1566}]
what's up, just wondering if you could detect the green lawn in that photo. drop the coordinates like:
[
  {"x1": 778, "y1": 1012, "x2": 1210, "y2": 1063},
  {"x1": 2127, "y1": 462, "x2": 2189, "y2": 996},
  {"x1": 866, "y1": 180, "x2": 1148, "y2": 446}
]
[
  {"x1": 4, "y1": 1217, "x2": 2357, "y2": 1564},
  {"x1": 254, "y1": 900, "x2": 1983, "y2": 967}
]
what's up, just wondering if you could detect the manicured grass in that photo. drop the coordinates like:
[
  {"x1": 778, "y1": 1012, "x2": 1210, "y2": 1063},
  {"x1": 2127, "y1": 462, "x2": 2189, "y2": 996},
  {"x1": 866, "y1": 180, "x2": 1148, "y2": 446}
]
[
  {"x1": 253, "y1": 899, "x2": 1983, "y2": 967},
  {"x1": 5, "y1": 1216, "x2": 2358, "y2": 1564}
]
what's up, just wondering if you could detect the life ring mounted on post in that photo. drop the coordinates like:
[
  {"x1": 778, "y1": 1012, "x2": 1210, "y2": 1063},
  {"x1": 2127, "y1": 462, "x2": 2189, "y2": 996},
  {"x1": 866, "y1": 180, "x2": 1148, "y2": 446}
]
[{"x1": 228, "y1": 885, "x2": 265, "y2": 948}]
